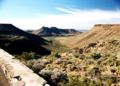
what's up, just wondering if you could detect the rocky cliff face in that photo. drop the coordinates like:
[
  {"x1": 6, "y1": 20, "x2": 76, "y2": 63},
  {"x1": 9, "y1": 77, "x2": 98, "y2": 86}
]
[{"x1": 0, "y1": 49, "x2": 49, "y2": 86}]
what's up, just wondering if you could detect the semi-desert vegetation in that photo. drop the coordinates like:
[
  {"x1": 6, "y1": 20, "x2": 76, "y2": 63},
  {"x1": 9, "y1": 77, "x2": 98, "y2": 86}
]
[
  {"x1": 1, "y1": 24, "x2": 120, "y2": 86},
  {"x1": 12, "y1": 24, "x2": 120, "y2": 86},
  {"x1": 1, "y1": 0, "x2": 120, "y2": 86}
]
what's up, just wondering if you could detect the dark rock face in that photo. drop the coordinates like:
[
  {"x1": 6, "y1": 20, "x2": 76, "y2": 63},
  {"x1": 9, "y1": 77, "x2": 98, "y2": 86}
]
[
  {"x1": 0, "y1": 24, "x2": 27, "y2": 35},
  {"x1": 0, "y1": 24, "x2": 51, "y2": 55},
  {"x1": 32, "y1": 26, "x2": 79, "y2": 36}
]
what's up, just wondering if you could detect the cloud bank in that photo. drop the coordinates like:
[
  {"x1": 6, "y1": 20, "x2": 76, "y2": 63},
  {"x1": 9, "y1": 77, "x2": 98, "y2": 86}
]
[{"x1": 0, "y1": 8, "x2": 120, "y2": 30}]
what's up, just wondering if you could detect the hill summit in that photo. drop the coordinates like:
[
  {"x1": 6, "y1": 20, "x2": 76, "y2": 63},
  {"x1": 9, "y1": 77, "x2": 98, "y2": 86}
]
[
  {"x1": 0, "y1": 24, "x2": 51, "y2": 55},
  {"x1": 0, "y1": 24, "x2": 28, "y2": 35}
]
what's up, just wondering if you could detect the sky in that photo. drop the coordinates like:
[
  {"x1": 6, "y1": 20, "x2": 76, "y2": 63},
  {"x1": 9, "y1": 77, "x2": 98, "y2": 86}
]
[{"x1": 0, "y1": 0, "x2": 120, "y2": 30}]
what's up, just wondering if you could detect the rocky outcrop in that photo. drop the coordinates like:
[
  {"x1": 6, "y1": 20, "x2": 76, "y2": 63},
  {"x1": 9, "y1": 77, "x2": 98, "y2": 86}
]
[{"x1": 0, "y1": 49, "x2": 49, "y2": 86}]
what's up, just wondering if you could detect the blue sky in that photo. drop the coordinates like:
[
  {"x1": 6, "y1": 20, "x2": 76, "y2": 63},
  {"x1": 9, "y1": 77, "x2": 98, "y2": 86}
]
[{"x1": 0, "y1": 0, "x2": 120, "y2": 30}]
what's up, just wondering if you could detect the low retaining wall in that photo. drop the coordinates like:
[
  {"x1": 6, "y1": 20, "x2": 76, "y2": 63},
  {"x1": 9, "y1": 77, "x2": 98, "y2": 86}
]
[{"x1": 0, "y1": 49, "x2": 49, "y2": 86}]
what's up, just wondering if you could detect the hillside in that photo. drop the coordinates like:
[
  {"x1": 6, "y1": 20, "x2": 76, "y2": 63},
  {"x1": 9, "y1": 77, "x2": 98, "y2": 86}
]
[
  {"x1": 0, "y1": 24, "x2": 51, "y2": 55},
  {"x1": 32, "y1": 26, "x2": 79, "y2": 36},
  {"x1": 56, "y1": 24, "x2": 120, "y2": 48},
  {"x1": 28, "y1": 39, "x2": 120, "y2": 86}
]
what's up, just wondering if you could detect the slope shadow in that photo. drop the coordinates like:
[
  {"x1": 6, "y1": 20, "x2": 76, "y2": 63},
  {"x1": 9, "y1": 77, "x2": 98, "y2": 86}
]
[{"x1": 0, "y1": 24, "x2": 51, "y2": 55}]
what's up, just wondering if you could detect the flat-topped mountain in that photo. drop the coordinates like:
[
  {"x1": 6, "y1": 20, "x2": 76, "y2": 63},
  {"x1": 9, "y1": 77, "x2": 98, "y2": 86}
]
[
  {"x1": 57, "y1": 24, "x2": 120, "y2": 48},
  {"x1": 32, "y1": 26, "x2": 79, "y2": 36},
  {"x1": 0, "y1": 24, "x2": 50, "y2": 55},
  {"x1": 93, "y1": 24, "x2": 120, "y2": 31}
]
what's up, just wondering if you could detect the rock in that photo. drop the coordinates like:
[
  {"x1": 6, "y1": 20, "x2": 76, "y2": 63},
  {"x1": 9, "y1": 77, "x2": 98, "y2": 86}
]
[
  {"x1": 32, "y1": 63, "x2": 45, "y2": 73},
  {"x1": 43, "y1": 83, "x2": 50, "y2": 86},
  {"x1": 53, "y1": 58, "x2": 63, "y2": 64},
  {"x1": 12, "y1": 81, "x2": 25, "y2": 86},
  {"x1": 51, "y1": 69, "x2": 68, "y2": 83},
  {"x1": 39, "y1": 69, "x2": 53, "y2": 78},
  {"x1": 0, "y1": 65, "x2": 11, "y2": 86}
]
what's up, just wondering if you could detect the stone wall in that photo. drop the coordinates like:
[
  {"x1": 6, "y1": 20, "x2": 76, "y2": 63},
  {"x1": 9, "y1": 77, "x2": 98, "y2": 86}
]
[{"x1": 0, "y1": 49, "x2": 49, "y2": 86}]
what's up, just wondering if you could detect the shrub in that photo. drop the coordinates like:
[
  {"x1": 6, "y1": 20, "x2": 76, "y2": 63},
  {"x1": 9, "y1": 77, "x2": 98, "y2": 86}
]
[
  {"x1": 109, "y1": 40, "x2": 119, "y2": 45},
  {"x1": 64, "y1": 77, "x2": 97, "y2": 86},
  {"x1": 15, "y1": 52, "x2": 37, "y2": 60},
  {"x1": 88, "y1": 43, "x2": 97, "y2": 47},
  {"x1": 51, "y1": 70, "x2": 68, "y2": 83},
  {"x1": 89, "y1": 67, "x2": 101, "y2": 79},
  {"x1": 91, "y1": 53, "x2": 101, "y2": 60},
  {"x1": 55, "y1": 52, "x2": 61, "y2": 58},
  {"x1": 79, "y1": 48, "x2": 83, "y2": 54},
  {"x1": 32, "y1": 62, "x2": 45, "y2": 73},
  {"x1": 26, "y1": 60, "x2": 35, "y2": 68},
  {"x1": 101, "y1": 75, "x2": 118, "y2": 86}
]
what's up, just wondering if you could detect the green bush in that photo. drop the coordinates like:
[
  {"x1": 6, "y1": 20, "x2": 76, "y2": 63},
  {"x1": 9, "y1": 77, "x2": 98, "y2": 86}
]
[
  {"x1": 32, "y1": 62, "x2": 45, "y2": 73},
  {"x1": 15, "y1": 52, "x2": 39, "y2": 61},
  {"x1": 62, "y1": 77, "x2": 102, "y2": 86},
  {"x1": 26, "y1": 60, "x2": 35, "y2": 68},
  {"x1": 88, "y1": 43, "x2": 97, "y2": 47},
  {"x1": 55, "y1": 52, "x2": 61, "y2": 58},
  {"x1": 91, "y1": 53, "x2": 101, "y2": 60}
]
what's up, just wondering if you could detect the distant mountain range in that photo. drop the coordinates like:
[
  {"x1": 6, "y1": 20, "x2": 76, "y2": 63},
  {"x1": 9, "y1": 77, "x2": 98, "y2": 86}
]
[
  {"x1": 0, "y1": 24, "x2": 51, "y2": 55},
  {"x1": 31, "y1": 26, "x2": 80, "y2": 36}
]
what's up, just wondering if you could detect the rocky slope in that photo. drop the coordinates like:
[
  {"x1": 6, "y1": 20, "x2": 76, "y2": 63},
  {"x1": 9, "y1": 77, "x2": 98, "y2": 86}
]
[
  {"x1": 30, "y1": 39, "x2": 120, "y2": 86},
  {"x1": 32, "y1": 26, "x2": 79, "y2": 36},
  {"x1": 57, "y1": 24, "x2": 120, "y2": 48},
  {"x1": 0, "y1": 49, "x2": 49, "y2": 86}
]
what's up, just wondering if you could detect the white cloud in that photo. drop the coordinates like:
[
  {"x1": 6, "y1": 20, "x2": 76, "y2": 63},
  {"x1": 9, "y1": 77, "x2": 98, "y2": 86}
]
[{"x1": 0, "y1": 8, "x2": 120, "y2": 30}]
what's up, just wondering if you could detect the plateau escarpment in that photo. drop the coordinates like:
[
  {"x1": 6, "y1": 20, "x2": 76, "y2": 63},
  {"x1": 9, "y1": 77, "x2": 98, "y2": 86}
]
[{"x1": 57, "y1": 24, "x2": 120, "y2": 48}]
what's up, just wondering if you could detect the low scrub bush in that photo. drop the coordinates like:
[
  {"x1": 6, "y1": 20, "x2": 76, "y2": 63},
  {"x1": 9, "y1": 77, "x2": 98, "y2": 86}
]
[{"x1": 91, "y1": 53, "x2": 101, "y2": 60}]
